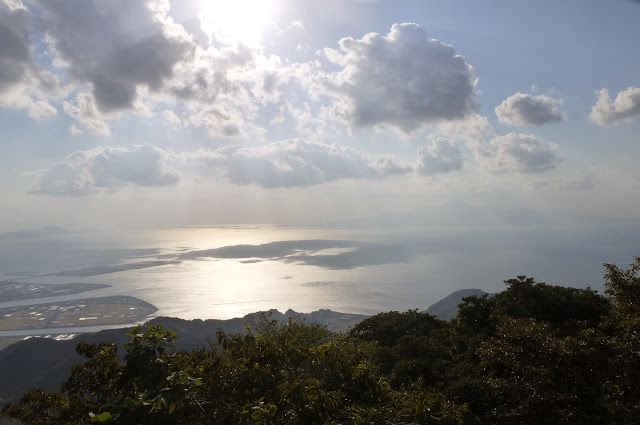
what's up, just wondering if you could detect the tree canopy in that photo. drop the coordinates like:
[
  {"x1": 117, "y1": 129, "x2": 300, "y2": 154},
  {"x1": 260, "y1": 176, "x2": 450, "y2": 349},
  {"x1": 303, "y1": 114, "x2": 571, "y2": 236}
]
[{"x1": 3, "y1": 258, "x2": 640, "y2": 424}]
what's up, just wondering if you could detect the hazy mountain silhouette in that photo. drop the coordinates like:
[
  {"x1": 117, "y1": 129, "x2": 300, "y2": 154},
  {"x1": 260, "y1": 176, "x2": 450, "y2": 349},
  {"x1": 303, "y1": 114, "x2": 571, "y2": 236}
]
[{"x1": 425, "y1": 288, "x2": 490, "y2": 320}]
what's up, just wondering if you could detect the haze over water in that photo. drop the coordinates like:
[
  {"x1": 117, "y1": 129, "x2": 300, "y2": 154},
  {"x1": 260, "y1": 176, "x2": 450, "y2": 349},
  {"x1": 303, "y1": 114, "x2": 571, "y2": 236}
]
[{"x1": 1, "y1": 224, "x2": 636, "y2": 330}]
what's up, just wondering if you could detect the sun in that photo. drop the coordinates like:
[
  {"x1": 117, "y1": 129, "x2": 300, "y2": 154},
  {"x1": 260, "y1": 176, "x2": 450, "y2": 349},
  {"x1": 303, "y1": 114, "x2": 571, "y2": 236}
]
[{"x1": 197, "y1": 0, "x2": 272, "y2": 46}]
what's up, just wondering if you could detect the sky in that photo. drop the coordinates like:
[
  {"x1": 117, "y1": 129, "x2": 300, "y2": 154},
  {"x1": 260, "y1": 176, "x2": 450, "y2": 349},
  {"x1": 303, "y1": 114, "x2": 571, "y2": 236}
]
[{"x1": 1, "y1": 0, "x2": 640, "y2": 233}]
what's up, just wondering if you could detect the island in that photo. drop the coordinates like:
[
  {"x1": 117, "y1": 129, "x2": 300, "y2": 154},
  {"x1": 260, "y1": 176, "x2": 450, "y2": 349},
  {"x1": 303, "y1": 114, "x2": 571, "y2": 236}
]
[{"x1": 0, "y1": 296, "x2": 157, "y2": 331}]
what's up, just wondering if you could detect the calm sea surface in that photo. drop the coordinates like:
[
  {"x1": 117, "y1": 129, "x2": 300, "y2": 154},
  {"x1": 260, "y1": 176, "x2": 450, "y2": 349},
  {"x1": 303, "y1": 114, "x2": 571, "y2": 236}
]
[{"x1": 0, "y1": 224, "x2": 636, "y2": 335}]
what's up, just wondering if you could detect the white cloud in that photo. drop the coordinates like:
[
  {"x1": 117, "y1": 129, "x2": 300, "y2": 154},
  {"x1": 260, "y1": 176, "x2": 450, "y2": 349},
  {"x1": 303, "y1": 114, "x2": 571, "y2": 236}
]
[
  {"x1": 437, "y1": 113, "x2": 495, "y2": 158},
  {"x1": 417, "y1": 138, "x2": 464, "y2": 176},
  {"x1": 297, "y1": 42, "x2": 311, "y2": 54},
  {"x1": 590, "y1": 87, "x2": 640, "y2": 126},
  {"x1": 26, "y1": 100, "x2": 57, "y2": 119},
  {"x1": 488, "y1": 133, "x2": 562, "y2": 173},
  {"x1": 184, "y1": 104, "x2": 248, "y2": 138},
  {"x1": 160, "y1": 109, "x2": 182, "y2": 128},
  {"x1": 279, "y1": 101, "x2": 334, "y2": 138},
  {"x1": 63, "y1": 92, "x2": 112, "y2": 135},
  {"x1": 310, "y1": 23, "x2": 477, "y2": 133},
  {"x1": 275, "y1": 20, "x2": 305, "y2": 37},
  {"x1": 495, "y1": 92, "x2": 566, "y2": 127},
  {"x1": 1, "y1": 0, "x2": 295, "y2": 136},
  {"x1": 0, "y1": 0, "x2": 62, "y2": 116},
  {"x1": 438, "y1": 114, "x2": 493, "y2": 140},
  {"x1": 0, "y1": 1, "x2": 304, "y2": 138},
  {"x1": 69, "y1": 124, "x2": 83, "y2": 135},
  {"x1": 370, "y1": 156, "x2": 413, "y2": 176},
  {"x1": 165, "y1": 36, "x2": 292, "y2": 137},
  {"x1": 0, "y1": 0, "x2": 32, "y2": 92},
  {"x1": 35, "y1": 0, "x2": 197, "y2": 113},
  {"x1": 190, "y1": 139, "x2": 412, "y2": 188},
  {"x1": 29, "y1": 144, "x2": 180, "y2": 196}
]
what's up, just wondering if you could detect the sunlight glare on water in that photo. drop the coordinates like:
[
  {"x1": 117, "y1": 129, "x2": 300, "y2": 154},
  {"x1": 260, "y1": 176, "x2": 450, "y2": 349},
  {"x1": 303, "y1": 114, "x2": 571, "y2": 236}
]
[
  {"x1": 1, "y1": 224, "x2": 626, "y2": 326},
  {"x1": 54, "y1": 226, "x2": 425, "y2": 320}
]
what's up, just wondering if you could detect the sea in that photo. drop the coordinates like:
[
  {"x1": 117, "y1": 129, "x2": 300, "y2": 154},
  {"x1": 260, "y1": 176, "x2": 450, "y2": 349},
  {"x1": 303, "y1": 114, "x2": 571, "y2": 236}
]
[{"x1": 0, "y1": 224, "x2": 637, "y2": 336}]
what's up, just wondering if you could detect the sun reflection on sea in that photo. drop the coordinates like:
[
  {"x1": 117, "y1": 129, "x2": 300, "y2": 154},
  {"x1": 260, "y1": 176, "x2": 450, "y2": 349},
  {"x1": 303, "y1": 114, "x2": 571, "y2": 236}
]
[
  {"x1": 81, "y1": 226, "x2": 402, "y2": 320},
  {"x1": 0, "y1": 225, "x2": 451, "y2": 324}
]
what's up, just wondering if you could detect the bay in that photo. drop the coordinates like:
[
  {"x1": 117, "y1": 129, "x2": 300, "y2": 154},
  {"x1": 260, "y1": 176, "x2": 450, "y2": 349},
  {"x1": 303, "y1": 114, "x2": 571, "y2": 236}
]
[{"x1": 0, "y1": 224, "x2": 636, "y2": 336}]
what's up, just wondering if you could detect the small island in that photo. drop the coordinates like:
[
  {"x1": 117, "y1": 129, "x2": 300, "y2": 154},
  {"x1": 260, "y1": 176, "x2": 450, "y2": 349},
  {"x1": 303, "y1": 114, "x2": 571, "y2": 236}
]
[{"x1": 0, "y1": 296, "x2": 157, "y2": 331}]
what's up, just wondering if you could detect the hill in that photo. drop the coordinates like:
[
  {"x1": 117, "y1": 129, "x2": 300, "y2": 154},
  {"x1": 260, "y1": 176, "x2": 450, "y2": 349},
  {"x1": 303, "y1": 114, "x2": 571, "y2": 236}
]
[
  {"x1": 3, "y1": 260, "x2": 639, "y2": 425},
  {"x1": 425, "y1": 288, "x2": 490, "y2": 320},
  {"x1": 0, "y1": 309, "x2": 367, "y2": 405}
]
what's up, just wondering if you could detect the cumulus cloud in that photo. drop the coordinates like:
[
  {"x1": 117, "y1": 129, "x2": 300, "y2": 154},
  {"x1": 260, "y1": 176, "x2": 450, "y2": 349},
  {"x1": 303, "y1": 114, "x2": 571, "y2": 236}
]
[
  {"x1": 488, "y1": 133, "x2": 562, "y2": 173},
  {"x1": 190, "y1": 139, "x2": 412, "y2": 188},
  {"x1": 417, "y1": 138, "x2": 464, "y2": 176},
  {"x1": 62, "y1": 92, "x2": 112, "y2": 135},
  {"x1": 437, "y1": 113, "x2": 495, "y2": 158},
  {"x1": 160, "y1": 109, "x2": 182, "y2": 128},
  {"x1": 184, "y1": 104, "x2": 247, "y2": 138},
  {"x1": 370, "y1": 156, "x2": 414, "y2": 176},
  {"x1": 0, "y1": 0, "x2": 61, "y2": 116},
  {"x1": 35, "y1": 0, "x2": 197, "y2": 113},
  {"x1": 590, "y1": 87, "x2": 640, "y2": 126},
  {"x1": 164, "y1": 32, "x2": 293, "y2": 137},
  {"x1": 310, "y1": 23, "x2": 477, "y2": 133},
  {"x1": 0, "y1": 0, "x2": 31, "y2": 91},
  {"x1": 438, "y1": 114, "x2": 493, "y2": 140},
  {"x1": 29, "y1": 144, "x2": 180, "y2": 196},
  {"x1": 1, "y1": 0, "x2": 295, "y2": 136},
  {"x1": 26, "y1": 100, "x2": 57, "y2": 118},
  {"x1": 495, "y1": 92, "x2": 566, "y2": 126}
]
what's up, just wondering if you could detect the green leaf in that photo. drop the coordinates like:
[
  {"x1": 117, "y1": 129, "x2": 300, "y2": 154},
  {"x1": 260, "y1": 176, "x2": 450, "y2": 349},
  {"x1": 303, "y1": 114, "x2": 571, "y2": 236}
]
[
  {"x1": 89, "y1": 411, "x2": 112, "y2": 423},
  {"x1": 268, "y1": 404, "x2": 278, "y2": 416}
]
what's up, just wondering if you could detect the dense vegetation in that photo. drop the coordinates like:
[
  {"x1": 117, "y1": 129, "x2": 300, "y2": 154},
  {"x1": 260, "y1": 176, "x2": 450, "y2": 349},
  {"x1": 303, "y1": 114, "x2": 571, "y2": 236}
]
[{"x1": 3, "y1": 259, "x2": 640, "y2": 424}]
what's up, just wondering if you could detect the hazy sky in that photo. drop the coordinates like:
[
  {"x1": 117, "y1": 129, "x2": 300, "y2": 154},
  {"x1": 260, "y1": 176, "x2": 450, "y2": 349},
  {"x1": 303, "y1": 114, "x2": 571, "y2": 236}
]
[{"x1": 2, "y1": 0, "x2": 640, "y2": 231}]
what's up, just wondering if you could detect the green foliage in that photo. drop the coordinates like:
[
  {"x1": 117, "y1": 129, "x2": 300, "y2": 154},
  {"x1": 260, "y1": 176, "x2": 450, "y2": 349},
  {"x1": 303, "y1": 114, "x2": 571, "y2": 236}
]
[
  {"x1": 4, "y1": 258, "x2": 640, "y2": 424},
  {"x1": 495, "y1": 276, "x2": 611, "y2": 332},
  {"x1": 346, "y1": 260, "x2": 640, "y2": 424},
  {"x1": 603, "y1": 258, "x2": 640, "y2": 338},
  {"x1": 454, "y1": 276, "x2": 610, "y2": 337},
  {"x1": 600, "y1": 259, "x2": 640, "y2": 421},
  {"x1": 2, "y1": 315, "x2": 465, "y2": 424},
  {"x1": 477, "y1": 317, "x2": 611, "y2": 424},
  {"x1": 349, "y1": 309, "x2": 446, "y2": 347}
]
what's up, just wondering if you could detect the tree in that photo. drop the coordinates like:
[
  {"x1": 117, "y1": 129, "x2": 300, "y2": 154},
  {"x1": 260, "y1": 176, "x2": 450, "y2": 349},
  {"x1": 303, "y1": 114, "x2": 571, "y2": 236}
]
[
  {"x1": 477, "y1": 316, "x2": 611, "y2": 424},
  {"x1": 599, "y1": 258, "x2": 640, "y2": 422},
  {"x1": 349, "y1": 309, "x2": 445, "y2": 347},
  {"x1": 3, "y1": 318, "x2": 466, "y2": 425}
]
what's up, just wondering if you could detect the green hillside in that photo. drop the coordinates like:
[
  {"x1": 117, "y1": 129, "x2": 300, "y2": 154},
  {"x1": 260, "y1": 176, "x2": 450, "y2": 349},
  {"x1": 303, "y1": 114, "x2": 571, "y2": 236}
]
[{"x1": 3, "y1": 258, "x2": 640, "y2": 424}]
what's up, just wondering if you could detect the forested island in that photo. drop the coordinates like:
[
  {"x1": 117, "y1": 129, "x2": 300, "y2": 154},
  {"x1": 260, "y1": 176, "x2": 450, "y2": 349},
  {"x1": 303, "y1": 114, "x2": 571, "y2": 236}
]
[{"x1": 2, "y1": 259, "x2": 639, "y2": 424}]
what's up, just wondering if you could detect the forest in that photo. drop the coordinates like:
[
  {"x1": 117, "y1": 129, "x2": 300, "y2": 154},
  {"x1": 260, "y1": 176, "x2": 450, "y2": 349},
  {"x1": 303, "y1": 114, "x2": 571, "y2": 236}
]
[{"x1": 2, "y1": 258, "x2": 639, "y2": 424}]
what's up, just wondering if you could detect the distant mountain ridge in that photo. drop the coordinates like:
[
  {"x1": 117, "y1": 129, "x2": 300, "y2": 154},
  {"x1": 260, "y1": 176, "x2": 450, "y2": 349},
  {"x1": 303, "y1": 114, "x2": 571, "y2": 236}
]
[
  {"x1": 0, "y1": 309, "x2": 368, "y2": 405},
  {"x1": 0, "y1": 290, "x2": 486, "y2": 405},
  {"x1": 425, "y1": 288, "x2": 490, "y2": 321}
]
